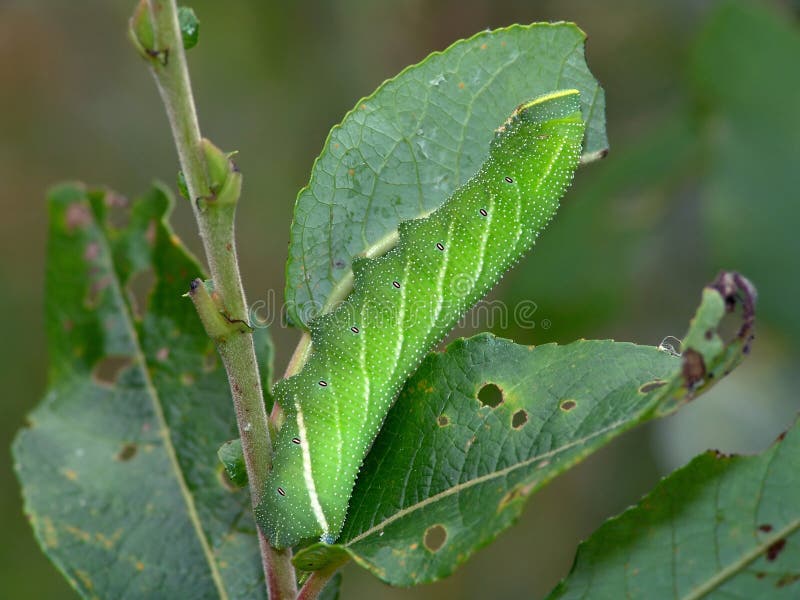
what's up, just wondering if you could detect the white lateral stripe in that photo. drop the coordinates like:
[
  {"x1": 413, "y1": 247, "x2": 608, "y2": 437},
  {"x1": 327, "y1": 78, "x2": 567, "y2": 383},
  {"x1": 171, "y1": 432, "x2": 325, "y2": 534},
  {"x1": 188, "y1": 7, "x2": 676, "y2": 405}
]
[
  {"x1": 433, "y1": 218, "x2": 456, "y2": 324},
  {"x1": 359, "y1": 303, "x2": 370, "y2": 431},
  {"x1": 474, "y1": 191, "x2": 494, "y2": 282},
  {"x1": 391, "y1": 259, "x2": 410, "y2": 374},
  {"x1": 295, "y1": 401, "x2": 329, "y2": 534}
]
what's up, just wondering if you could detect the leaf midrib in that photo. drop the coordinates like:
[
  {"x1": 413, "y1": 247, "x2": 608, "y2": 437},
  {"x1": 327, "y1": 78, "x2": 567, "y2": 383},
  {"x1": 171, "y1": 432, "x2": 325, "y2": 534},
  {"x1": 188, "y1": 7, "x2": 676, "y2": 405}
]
[
  {"x1": 95, "y1": 204, "x2": 229, "y2": 599},
  {"x1": 682, "y1": 517, "x2": 800, "y2": 599},
  {"x1": 344, "y1": 415, "x2": 629, "y2": 546}
]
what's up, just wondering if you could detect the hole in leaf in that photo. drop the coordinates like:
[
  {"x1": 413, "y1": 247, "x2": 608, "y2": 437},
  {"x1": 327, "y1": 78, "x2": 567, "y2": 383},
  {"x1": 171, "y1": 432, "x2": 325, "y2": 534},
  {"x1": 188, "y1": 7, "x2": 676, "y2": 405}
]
[
  {"x1": 104, "y1": 192, "x2": 130, "y2": 230},
  {"x1": 423, "y1": 524, "x2": 447, "y2": 552},
  {"x1": 559, "y1": 399, "x2": 577, "y2": 412},
  {"x1": 777, "y1": 573, "x2": 800, "y2": 587},
  {"x1": 66, "y1": 203, "x2": 92, "y2": 232},
  {"x1": 639, "y1": 380, "x2": 667, "y2": 394},
  {"x1": 477, "y1": 383, "x2": 503, "y2": 408},
  {"x1": 437, "y1": 415, "x2": 450, "y2": 427},
  {"x1": 127, "y1": 268, "x2": 156, "y2": 319},
  {"x1": 499, "y1": 481, "x2": 537, "y2": 510},
  {"x1": 83, "y1": 242, "x2": 101, "y2": 262},
  {"x1": 716, "y1": 302, "x2": 743, "y2": 344},
  {"x1": 766, "y1": 539, "x2": 786, "y2": 561},
  {"x1": 93, "y1": 356, "x2": 133, "y2": 385},
  {"x1": 116, "y1": 443, "x2": 138, "y2": 461},
  {"x1": 512, "y1": 409, "x2": 528, "y2": 429},
  {"x1": 85, "y1": 276, "x2": 112, "y2": 309}
]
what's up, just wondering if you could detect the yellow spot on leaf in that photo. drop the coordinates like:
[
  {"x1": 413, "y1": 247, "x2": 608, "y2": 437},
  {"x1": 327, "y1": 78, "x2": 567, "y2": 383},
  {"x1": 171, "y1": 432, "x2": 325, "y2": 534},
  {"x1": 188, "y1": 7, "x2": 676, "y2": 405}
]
[
  {"x1": 348, "y1": 168, "x2": 355, "y2": 177},
  {"x1": 458, "y1": 82, "x2": 465, "y2": 89},
  {"x1": 65, "y1": 525, "x2": 91, "y2": 543},
  {"x1": 75, "y1": 570, "x2": 93, "y2": 591},
  {"x1": 40, "y1": 516, "x2": 59, "y2": 548},
  {"x1": 95, "y1": 529, "x2": 122, "y2": 550},
  {"x1": 63, "y1": 468, "x2": 78, "y2": 481},
  {"x1": 498, "y1": 482, "x2": 536, "y2": 511},
  {"x1": 135, "y1": 561, "x2": 145, "y2": 572},
  {"x1": 480, "y1": 43, "x2": 487, "y2": 50},
  {"x1": 416, "y1": 378, "x2": 434, "y2": 394}
]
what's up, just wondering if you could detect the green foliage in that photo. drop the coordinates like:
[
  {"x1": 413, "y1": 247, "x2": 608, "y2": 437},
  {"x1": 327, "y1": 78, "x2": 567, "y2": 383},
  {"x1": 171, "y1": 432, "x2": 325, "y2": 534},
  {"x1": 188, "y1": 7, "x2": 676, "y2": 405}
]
[
  {"x1": 13, "y1": 185, "x2": 265, "y2": 599},
  {"x1": 10, "y1": 177, "x2": 760, "y2": 595},
  {"x1": 13, "y1": 5, "x2": 790, "y2": 599},
  {"x1": 284, "y1": 23, "x2": 608, "y2": 328},
  {"x1": 291, "y1": 272, "x2": 754, "y2": 584},
  {"x1": 551, "y1": 418, "x2": 800, "y2": 598}
]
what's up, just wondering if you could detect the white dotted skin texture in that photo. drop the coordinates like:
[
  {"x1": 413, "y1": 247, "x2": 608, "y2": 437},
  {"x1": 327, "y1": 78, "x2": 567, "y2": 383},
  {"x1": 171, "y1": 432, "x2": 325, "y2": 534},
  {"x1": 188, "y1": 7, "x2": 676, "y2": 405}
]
[{"x1": 255, "y1": 90, "x2": 586, "y2": 549}]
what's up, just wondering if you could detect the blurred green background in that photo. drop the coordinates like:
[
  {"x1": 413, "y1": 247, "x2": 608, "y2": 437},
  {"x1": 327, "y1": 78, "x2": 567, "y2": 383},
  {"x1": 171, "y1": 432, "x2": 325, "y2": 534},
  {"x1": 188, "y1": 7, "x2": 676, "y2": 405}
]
[{"x1": 2, "y1": 0, "x2": 798, "y2": 598}]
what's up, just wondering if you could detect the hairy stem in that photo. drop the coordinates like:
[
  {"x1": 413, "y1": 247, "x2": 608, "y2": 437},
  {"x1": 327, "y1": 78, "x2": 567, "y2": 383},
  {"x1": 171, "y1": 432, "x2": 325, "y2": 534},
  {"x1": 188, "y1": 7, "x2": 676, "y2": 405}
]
[
  {"x1": 131, "y1": 1, "x2": 296, "y2": 597},
  {"x1": 296, "y1": 567, "x2": 339, "y2": 600}
]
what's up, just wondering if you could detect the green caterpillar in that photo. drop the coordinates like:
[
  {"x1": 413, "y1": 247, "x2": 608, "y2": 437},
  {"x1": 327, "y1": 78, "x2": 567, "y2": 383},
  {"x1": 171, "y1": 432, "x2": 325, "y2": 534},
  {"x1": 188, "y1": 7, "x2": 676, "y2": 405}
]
[{"x1": 256, "y1": 90, "x2": 586, "y2": 548}]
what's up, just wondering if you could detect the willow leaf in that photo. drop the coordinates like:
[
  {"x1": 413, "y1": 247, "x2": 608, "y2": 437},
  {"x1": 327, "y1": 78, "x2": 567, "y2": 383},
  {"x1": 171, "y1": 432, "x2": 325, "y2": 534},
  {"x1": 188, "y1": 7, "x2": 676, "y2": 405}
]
[
  {"x1": 285, "y1": 22, "x2": 607, "y2": 327},
  {"x1": 549, "y1": 419, "x2": 800, "y2": 599},
  {"x1": 13, "y1": 184, "x2": 266, "y2": 599}
]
